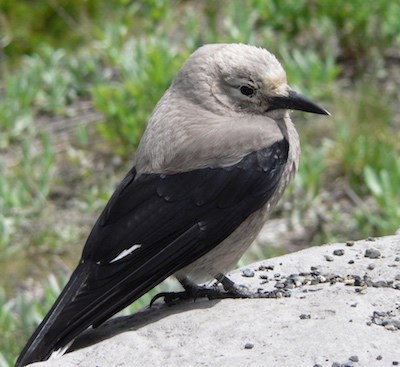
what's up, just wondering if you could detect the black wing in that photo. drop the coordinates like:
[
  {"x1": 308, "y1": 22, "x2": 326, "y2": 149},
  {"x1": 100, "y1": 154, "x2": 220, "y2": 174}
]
[{"x1": 16, "y1": 139, "x2": 288, "y2": 366}]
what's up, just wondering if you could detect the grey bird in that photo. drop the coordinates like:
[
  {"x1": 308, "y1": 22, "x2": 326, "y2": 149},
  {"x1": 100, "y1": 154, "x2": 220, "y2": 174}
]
[{"x1": 16, "y1": 43, "x2": 329, "y2": 366}]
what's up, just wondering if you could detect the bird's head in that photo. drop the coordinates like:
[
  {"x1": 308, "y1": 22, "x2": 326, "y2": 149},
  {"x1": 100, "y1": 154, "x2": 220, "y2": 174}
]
[{"x1": 174, "y1": 43, "x2": 329, "y2": 118}]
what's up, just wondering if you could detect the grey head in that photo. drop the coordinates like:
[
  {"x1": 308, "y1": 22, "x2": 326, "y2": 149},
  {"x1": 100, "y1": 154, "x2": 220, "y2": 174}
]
[
  {"x1": 135, "y1": 43, "x2": 329, "y2": 174},
  {"x1": 172, "y1": 43, "x2": 329, "y2": 117}
]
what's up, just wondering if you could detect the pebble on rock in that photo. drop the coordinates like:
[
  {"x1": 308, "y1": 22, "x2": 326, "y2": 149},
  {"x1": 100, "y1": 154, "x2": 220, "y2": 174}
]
[
  {"x1": 244, "y1": 342, "x2": 254, "y2": 349},
  {"x1": 258, "y1": 265, "x2": 274, "y2": 271},
  {"x1": 242, "y1": 269, "x2": 255, "y2": 277},
  {"x1": 333, "y1": 249, "x2": 345, "y2": 256},
  {"x1": 349, "y1": 355, "x2": 359, "y2": 362},
  {"x1": 385, "y1": 324, "x2": 397, "y2": 331},
  {"x1": 274, "y1": 282, "x2": 285, "y2": 289},
  {"x1": 364, "y1": 248, "x2": 381, "y2": 259}
]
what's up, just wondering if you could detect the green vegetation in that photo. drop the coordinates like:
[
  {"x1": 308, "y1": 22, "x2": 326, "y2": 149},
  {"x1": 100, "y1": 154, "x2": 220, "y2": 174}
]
[
  {"x1": 1, "y1": 1, "x2": 400, "y2": 365},
  {"x1": 93, "y1": 38, "x2": 186, "y2": 154}
]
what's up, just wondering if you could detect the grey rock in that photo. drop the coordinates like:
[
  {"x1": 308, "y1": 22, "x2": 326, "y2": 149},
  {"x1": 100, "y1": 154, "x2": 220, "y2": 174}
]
[
  {"x1": 258, "y1": 264, "x2": 274, "y2": 271},
  {"x1": 365, "y1": 248, "x2": 381, "y2": 259},
  {"x1": 349, "y1": 355, "x2": 359, "y2": 362},
  {"x1": 333, "y1": 249, "x2": 345, "y2": 256},
  {"x1": 241, "y1": 268, "x2": 255, "y2": 277},
  {"x1": 28, "y1": 235, "x2": 400, "y2": 367},
  {"x1": 242, "y1": 268, "x2": 255, "y2": 278},
  {"x1": 274, "y1": 281, "x2": 285, "y2": 289}
]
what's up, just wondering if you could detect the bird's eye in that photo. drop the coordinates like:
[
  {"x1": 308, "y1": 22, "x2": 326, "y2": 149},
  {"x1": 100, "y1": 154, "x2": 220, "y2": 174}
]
[{"x1": 240, "y1": 85, "x2": 255, "y2": 97}]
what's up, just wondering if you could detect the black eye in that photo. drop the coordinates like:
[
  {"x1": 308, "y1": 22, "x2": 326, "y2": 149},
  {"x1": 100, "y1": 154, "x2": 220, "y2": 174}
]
[{"x1": 240, "y1": 85, "x2": 255, "y2": 97}]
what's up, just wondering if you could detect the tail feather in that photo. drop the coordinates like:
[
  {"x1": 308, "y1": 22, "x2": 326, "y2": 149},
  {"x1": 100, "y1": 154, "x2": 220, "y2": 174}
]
[
  {"x1": 15, "y1": 251, "x2": 185, "y2": 366},
  {"x1": 16, "y1": 226, "x2": 206, "y2": 366},
  {"x1": 15, "y1": 263, "x2": 92, "y2": 367}
]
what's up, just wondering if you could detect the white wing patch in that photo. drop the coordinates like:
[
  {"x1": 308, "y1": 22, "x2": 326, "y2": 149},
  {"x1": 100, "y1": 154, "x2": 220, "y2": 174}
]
[{"x1": 110, "y1": 244, "x2": 142, "y2": 263}]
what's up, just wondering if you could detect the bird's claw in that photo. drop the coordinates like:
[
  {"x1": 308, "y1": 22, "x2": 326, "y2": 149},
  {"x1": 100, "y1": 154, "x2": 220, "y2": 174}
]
[
  {"x1": 149, "y1": 284, "x2": 229, "y2": 307},
  {"x1": 149, "y1": 275, "x2": 291, "y2": 308},
  {"x1": 149, "y1": 291, "x2": 189, "y2": 307}
]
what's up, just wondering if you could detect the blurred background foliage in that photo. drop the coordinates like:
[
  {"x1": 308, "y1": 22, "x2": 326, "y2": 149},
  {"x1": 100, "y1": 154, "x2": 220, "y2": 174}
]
[{"x1": 1, "y1": 1, "x2": 400, "y2": 365}]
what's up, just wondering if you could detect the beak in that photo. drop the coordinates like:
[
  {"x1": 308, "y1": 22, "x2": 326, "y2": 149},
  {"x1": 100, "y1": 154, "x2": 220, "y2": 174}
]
[{"x1": 267, "y1": 90, "x2": 330, "y2": 115}]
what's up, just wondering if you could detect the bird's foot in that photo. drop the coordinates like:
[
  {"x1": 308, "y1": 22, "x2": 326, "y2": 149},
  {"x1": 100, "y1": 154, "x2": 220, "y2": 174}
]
[
  {"x1": 150, "y1": 273, "x2": 290, "y2": 307},
  {"x1": 149, "y1": 282, "x2": 225, "y2": 307},
  {"x1": 215, "y1": 273, "x2": 291, "y2": 299}
]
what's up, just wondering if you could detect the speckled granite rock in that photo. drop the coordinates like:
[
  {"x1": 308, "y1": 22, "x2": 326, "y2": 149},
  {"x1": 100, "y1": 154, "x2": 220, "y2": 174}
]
[{"x1": 28, "y1": 235, "x2": 400, "y2": 367}]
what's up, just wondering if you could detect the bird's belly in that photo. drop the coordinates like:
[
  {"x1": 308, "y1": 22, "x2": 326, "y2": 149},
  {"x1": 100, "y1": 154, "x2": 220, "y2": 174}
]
[{"x1": 174, "y1": 206, "x2": 270, "y2": 284}]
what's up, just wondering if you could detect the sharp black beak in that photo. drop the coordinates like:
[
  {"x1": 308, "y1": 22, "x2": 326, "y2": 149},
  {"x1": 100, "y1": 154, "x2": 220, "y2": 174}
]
[{"x1": 268, "y1": 90, "x2": 330, "y2": 116}]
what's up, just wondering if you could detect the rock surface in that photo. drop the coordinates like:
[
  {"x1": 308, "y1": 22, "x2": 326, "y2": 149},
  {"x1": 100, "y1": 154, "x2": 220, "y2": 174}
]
[{"x1": 29, "y1": 235, "x2": 400, "y2": 367}]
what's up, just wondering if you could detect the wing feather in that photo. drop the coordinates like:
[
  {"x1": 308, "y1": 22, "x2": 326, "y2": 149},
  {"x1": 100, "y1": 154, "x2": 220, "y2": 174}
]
[{"x1": 16, "y1": 139, "x2": 289, "y2": 366}]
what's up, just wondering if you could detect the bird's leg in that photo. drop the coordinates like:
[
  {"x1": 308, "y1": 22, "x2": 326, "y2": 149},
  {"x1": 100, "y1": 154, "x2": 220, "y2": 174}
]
[
  {"x1": 150, "y1": 273, "x2": 290, "y2": 307},
  {"x1": 150, "y1": 277, "x2": 235, "y2": 307}
]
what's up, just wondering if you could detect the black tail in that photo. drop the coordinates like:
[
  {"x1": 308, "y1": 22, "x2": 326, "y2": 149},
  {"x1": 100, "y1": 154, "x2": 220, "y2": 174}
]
[
  {"x1": 15, "y1": 263, "x2": 94, "y2": 366},
  {"x1": 15, "y1": 251, "x2": 185, "y2": 367}
]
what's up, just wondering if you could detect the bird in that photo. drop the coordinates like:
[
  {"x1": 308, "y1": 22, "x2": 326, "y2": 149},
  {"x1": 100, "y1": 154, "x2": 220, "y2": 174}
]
[{"x1": 16, "y1": 43, "x2": 329, "y2": 366}]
